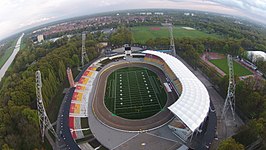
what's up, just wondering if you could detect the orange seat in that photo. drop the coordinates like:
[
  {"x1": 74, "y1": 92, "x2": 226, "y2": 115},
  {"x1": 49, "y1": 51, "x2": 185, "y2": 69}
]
[{"x1": 76, "y1": 85, "x2": 85, "y2": 91}]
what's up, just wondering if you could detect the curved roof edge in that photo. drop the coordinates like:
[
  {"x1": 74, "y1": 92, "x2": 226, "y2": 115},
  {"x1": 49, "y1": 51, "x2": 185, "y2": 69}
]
[{"x1": 142, "y1": 50, "x2": 210, "y2": 132}]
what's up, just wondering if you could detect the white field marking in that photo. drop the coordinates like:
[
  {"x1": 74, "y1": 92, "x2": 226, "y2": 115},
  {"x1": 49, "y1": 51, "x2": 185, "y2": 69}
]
[
  {"x1": 111, "y1": 133, "x2": 139, "y2": 150},
  {"x1": 145, "y1": 70, "x2": 162, "y2": 109},
  {"x1": 114, "y1": 72, "x2": 117, "y2": 113},
  {"x1": 134, "y1": 71, "x2": 144, "y2": 106},
  {"x1": 146, "y1": 132, "x2": 178, "y2": 142},
  {"x1": 182, "y1": 26, "x2": 195, "y2": 30},
  {"x1": 118, "y1": 109, "x2": 161, "y2": 115},
  {"x1": 126, "y1": 72, "x2": 133, "y2": 107},
  {"x1": 115, "y1": 104, "x2": 160, "y2": 110}
]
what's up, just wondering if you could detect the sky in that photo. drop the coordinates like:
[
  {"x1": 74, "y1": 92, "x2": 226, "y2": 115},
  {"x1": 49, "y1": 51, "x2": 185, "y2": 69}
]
[{"x1": 0, "y1": 0, "x2": 266, "y2": 40}]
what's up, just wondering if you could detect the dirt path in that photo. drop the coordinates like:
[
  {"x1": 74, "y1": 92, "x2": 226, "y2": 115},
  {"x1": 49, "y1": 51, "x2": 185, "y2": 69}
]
[{"x1": 201, "y1": 53, "x2": 226, "y2": 77}]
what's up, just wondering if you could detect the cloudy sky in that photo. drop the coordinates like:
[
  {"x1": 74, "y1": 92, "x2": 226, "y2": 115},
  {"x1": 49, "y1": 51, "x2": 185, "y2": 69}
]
[{"x1": 0, "y1": 0, "x2": 266, "y2": 40}]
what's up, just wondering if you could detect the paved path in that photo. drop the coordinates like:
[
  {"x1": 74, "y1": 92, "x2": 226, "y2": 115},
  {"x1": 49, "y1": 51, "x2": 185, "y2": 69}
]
[
  {"x1": 0, "y1": 33, "x2": 24, "y2": 81},
  {"x1": 201, "y1": 54, "x2": 226, "y2": 77}
]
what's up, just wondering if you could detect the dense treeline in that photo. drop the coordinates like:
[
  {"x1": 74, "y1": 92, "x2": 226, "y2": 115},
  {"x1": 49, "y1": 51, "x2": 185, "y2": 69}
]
[
  {"x1": 0, "y1": 40, "x2": 15, "y2": 59},
  {"x1": 109, "y1": 27, "x2": 132, "y2": 46},
  {"x1": 144, "y1": 36, "x2": 266, "y2": 148},
  {"x1": 170, "y1": 13, "x2": 266, "y2": 51},
  {"x1": 0, "y1": 34, "x2": 99, "y2": 149}
]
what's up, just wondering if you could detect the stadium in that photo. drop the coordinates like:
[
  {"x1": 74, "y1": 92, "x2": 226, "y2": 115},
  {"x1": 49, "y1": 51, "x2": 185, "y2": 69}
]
[{"x1": 60, "y1": 47, "x2": 215, "y2": 150}]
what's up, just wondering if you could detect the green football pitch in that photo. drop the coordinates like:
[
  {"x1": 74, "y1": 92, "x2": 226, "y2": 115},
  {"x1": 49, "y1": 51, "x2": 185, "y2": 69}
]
[
  {"x1": 209, "y1": 58, "x2": 253, "y2": 76},
  {"x1": 104, "y1": 67, "x2": 167, "y2": 119},
  {"x1": 131, "y1": 26, "x2": 218, "y2": 44}
]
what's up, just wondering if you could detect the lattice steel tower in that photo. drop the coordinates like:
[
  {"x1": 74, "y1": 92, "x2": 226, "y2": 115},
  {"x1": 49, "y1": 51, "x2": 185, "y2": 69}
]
[
  {"x1": 168, "y1": 24, "x2": 177, "y2": 57},
  {"x1": 36, "y1": 70, "x2": 58, "y2": 142},
  {"x1": 222, "y1": 55, "x2": 236, "y2": 120},
  {"x1": 161, "y1": 23, "x2": 176, "y2": 57},
  {"x1": 81, "y1": 32, "x2": 89, "y2": 69}
]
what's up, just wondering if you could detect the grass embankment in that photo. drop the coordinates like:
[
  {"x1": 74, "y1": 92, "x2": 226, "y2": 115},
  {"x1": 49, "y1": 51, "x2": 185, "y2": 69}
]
[
  {"x1": 209, "y1": 58, "x2": 252, "y2": 76},
  {"x1": 0, "y1": 40, "x2": 17, "y2": 68}
]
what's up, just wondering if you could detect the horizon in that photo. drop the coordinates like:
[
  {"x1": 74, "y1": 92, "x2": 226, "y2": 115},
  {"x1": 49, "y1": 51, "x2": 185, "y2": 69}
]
[
  {"x1": 1, "y1": 0, "x2": 266, "y2": 41},
  {"x1": 0, "y1": 8, "x2": 264, "y2": 42}
]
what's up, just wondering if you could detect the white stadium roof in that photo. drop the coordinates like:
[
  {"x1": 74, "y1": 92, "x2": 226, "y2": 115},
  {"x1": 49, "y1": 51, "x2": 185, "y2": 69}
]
[
  {"x1": 143, "y1": 50, "x2": 210, "y2": 132},
  {"x1": 247, "y1": 51, "x2": 266, "y2": 62}
]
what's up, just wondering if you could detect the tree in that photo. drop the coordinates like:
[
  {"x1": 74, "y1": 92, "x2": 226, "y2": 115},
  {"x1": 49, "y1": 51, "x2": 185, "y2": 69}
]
[
  {"x1": 58, "y1": 60, "x2": 66, "y2": 82},
  {"x1": 218, "y1": 138, "x2": 244, "y2": 150},
  {"x1": 110, "y1": 27, "x2": 132, "y2": 46},
  {"x1": 72, "y1": 54, "x2": 80, "y2": 67},
  {"x1": 1, "y1": 144, "x2": 13, "y2": 150}
]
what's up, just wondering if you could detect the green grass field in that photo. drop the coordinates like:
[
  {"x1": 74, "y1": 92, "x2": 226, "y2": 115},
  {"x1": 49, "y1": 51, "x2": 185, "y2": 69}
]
[
  {"x1": 104, "y1": 67, "x2": 167, "y2": 119},
  {"x1": 209, "y1": 59, "x2": 253, "y2": 76},
  {"x1": 0, "y1": 41, "x2": 17, "y2": 68},
  {"x1": 131, "y1": 26, "x2": 218, "y2": 44}
]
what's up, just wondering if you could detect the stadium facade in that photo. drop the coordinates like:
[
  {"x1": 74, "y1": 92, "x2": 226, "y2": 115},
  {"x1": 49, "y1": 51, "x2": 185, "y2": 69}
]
[{"x1": 62, "y1": 48, "x2": 211, "y2": 149}]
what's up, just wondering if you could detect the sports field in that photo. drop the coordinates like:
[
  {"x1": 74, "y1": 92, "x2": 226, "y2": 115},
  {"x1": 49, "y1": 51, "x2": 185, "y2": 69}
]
[
  {"x1": 209, "y1": 59, "x2": 253, "y2": 76},
  {"x1": 104, "y1": 67, "x2": 167, "y2": 119},
  {"x1": 131, "y1": 26, "x2": 218, "y2": 44}
]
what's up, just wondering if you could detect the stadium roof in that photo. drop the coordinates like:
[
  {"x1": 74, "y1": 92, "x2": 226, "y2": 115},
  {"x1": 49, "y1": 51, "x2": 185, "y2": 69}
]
[
  {"x1": 247, "y1": 51, "x2": 266, "y2": 62},
  {"x1": 143, "y1": 50, "x2": 210, "y2": 132}
]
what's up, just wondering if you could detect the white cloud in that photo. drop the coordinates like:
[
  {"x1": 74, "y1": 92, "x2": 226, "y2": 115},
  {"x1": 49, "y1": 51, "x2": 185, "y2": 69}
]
[{"x1": 0, "y1": 0, "x2": 266, "y2": 40}]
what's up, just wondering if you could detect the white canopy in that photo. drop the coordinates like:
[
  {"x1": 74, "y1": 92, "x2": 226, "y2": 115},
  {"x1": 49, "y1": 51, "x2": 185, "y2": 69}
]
[
  {"x1": 247, "y1": 51, "x2": 266, "y2": 62},
  {"x1": 143, "y1": 50, "x2": 210, "y2": 132}
]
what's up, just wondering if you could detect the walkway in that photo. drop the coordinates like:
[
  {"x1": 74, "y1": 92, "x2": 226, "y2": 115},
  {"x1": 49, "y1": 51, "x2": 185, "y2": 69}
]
[{"x1": 0, "y1": 33, "x2": 24, "y2": 81}]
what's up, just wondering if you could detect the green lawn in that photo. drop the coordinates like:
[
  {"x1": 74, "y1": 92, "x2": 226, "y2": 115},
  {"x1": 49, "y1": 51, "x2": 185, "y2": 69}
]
[
  {"x1": 104, "y1": 67, "x2": 167, "y2": 119},
  {"x1": 0, "y1": 40, "x2": 17, "y2": 68},
  {"x1": 131, "y1": 26, "x2": 218, "y2": 44},
  {"x1": 209, "y1": 59, "x2": 253, "y2": 76}
]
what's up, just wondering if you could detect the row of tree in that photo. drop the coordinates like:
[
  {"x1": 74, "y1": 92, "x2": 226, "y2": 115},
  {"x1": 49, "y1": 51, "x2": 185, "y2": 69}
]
[{"x1": 0, "y1": 33, "x2": 100, "y2": 149}]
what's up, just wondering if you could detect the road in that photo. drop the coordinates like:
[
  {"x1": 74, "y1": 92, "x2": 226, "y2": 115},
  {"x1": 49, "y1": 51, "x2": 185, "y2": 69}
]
[{"x1": 0, "y1": 33, "x2": 24, "y2": 81}]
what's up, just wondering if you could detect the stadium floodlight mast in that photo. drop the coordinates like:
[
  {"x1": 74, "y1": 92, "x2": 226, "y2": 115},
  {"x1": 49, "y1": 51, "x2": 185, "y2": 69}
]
[
  {"x1": 36, "y1": 70, "x2": 58, "y2": 143},
  {"x1": 222, "y1": 55, "x2": 236, "y2": 121},
  {"x1": 80, "y1": 32, "x2": 89, "y2": 70}
]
